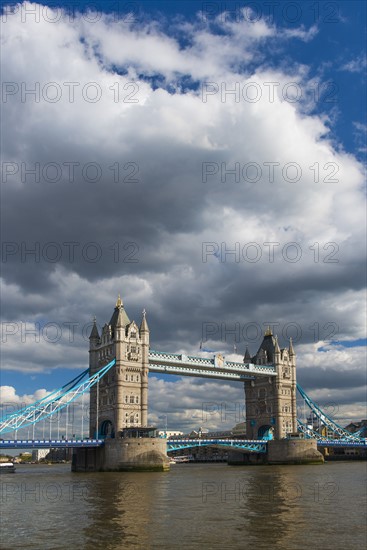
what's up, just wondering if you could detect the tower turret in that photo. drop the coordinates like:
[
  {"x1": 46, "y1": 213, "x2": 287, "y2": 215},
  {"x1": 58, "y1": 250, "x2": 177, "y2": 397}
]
[
  {"x1": 89, "y1": 295, "x2": 150, "y2": 438},
  {"x1": 140, "y1": 308, "x2": 149, "y2": 333},
  {"x1": 244, "y1": 326, "x2": 298, "y2": 440},
  {"x1": 289, "y1": 337, "x2": 295, "y2": 358},
  {"x1": 139, "y1": 309, "x2": 150, "y2": 426},
  {"x1": 89, "y1": 316, "x2": 100, "y2": 342},
  {"x1": 274, "y1": 335, "x2": 281, "y2": 362}
]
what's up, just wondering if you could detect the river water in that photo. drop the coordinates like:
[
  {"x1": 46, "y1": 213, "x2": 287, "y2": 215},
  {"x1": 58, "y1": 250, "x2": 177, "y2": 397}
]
[{"x1": 1, "y1": 461, "x2": 366, "y2": 549}]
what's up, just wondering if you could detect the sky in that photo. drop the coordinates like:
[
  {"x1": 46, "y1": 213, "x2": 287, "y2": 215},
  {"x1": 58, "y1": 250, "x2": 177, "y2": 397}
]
[{"x1": 1, "y1": 0, "x2": 366, "y2": 435}]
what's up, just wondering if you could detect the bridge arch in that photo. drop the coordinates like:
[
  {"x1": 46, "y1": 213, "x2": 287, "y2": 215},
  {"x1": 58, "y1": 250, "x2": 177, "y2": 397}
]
[
  {"x1": 100, "y1": 419, "x2": 114, "y2": 438},
  {"x1": 258, "y1": 425, "x2": 274, "y2": 440}
]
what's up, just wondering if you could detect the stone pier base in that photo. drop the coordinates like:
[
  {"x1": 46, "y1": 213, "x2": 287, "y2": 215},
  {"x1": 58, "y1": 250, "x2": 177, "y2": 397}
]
[
  {"x1": 267, "y1": 439, "x2": 324, "y2": 465},
  {"x1": 72, "y1": 438, "x2": 170, "y2": 472},
  {"x1": 228, "y1": 439, "x2": 324, "y2": 466}
]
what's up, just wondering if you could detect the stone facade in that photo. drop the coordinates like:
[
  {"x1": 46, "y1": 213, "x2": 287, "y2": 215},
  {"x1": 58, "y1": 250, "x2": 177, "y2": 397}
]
[
  {"x1": 72, "y1": 438, "x2": 170, "y2": 472},
  {"x1": 244, "y1": 328, "x2": 297, "y2": 440},
  {"x1": 89, "y1": 296, "x2": 149, "y2": 438},
  {"x1": 267, "y1": 438, "x2": 324, "y2": 464}
]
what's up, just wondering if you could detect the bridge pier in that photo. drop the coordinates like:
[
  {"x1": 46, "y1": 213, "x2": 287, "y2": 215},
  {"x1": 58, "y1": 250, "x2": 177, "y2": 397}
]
[
  {"x1": 267, "y1": 438, "x2": 324, "y2": 465},
  {"x1": 72, "y1": 437, "x2": 170, "y2": 472},
  {"x1": 227, "y1": 438, "x2": 324, "y2": 466}
]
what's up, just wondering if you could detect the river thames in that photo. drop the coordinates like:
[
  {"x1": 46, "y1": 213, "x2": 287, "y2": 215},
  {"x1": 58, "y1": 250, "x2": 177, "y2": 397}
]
[{"x1": 1, "y1": 461, "x2": 366, "y2": 549}]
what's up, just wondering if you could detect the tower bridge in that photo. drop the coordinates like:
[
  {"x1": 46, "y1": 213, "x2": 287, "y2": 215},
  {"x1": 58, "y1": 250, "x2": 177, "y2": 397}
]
[
  {"x1": 148, "y1": 350, "x2": 277, "y2": 380},
  {"x1": 1, "y1": 295, "x2": 365, "y2": 470},
  {"x1": 88, "y1": 296, "x2": 296, "y2": 442}
]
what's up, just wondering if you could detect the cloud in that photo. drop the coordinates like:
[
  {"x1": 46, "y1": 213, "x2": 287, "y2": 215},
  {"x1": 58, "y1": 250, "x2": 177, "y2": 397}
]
[
  {"x1": 1, "y1": 3, "x2": 366, "y2": 428},
  {"x1": 339, "y1": 54, "x2": 367, "y2": 74}
]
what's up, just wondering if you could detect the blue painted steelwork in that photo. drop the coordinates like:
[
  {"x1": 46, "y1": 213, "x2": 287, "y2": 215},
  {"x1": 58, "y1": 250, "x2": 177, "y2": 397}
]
[
  {"x1": 167, "y1": 439, "x2": 267, "y2": 453},
  {"x1": 1, "y1": 437, "x2": 364, "y2": 455},
  {"x1": 297, "y1": 420, "x2": 366, "y2": 447},
  {"x1": 297, "y1": 419, "x2": 329, "y2": 440},
  {"x1": 2, "y1": 356, "x2": 364, "y2": 446},
  {"x1": 1, "y1": 368, "x2": 89, "y2": 422},
  {"x1": 0, "y1": 359, "x2": 116, "y2": 435},
  {"x1": 0, "y1": 439, "x2": 104, "y2": 449},
  {"x1": 297, "y1": 384, "x2": 362, "y2": 441},
  {"x1": 148, "y1": 350, "x2": 276, "y2": 380},
  {"x1": 317, "y1": 440, "x2": 367, "y2": 448}
]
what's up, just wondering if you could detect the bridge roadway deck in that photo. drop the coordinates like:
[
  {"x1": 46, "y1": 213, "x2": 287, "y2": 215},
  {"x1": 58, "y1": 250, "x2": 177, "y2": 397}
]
[
  {"x1": 1, "y1": 438, "x2": 365, "y2": 450},
  {"x1": 0, "y1": 439, "x2": 104, "y2": 449},
  {"x1": 148, "y1": 351, "x2": 276, "y2": 380}
]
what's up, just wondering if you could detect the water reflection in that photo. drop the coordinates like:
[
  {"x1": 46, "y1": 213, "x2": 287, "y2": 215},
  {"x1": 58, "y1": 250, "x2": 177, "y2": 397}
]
[
  {"x1": 81, "y1": 472, "x2": 170, "y2": 549},
  {"x1": 1, "y1": 462, "x2": 365, "y2": 549},
  {"x1": 235, "y1": 467, "x2": 306, "y2": 548}
]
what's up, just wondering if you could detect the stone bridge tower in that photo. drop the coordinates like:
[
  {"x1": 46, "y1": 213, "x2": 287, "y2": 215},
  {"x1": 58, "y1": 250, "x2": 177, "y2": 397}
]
[
  {"x1": 244, "y1": 328, "x2": 297, "y2": 440},
  {"x1": 88, "y1": 296, "x2": 149, "y2": 438}
]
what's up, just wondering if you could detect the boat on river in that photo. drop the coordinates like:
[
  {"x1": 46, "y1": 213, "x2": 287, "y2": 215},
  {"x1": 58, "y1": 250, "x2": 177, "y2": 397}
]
[{"x1": 0, "y1": 462, "x2": 16, "y2": 473}]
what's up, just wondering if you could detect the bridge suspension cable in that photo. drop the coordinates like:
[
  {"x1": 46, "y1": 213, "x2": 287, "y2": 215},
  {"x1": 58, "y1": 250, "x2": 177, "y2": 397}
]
[
  {"x1": 1, "y1": 368, "x2": 89, "y2": 423},
  {"x1": 0, "y1": 359, "x2": 116, "y2": 435},
  {"x1": 297, "y1": 384, "x2": 361, "y2": 441},
  {"x1": 297, "y1": 419, "x2": 328, "y2": 440}
]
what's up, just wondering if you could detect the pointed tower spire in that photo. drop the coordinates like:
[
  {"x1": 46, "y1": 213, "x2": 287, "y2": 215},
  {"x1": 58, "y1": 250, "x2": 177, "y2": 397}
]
[
  {"x1": 289, "y1": 337, "x2": 295, "y2": 356},
  {"x1": 140, "y1": 308, "x2": 149, "y2": 333},
  {"x1": 244, "y1": 346, "x2": 251, "y2": 362},
  {"x1": 109, "y1": 295, "x2": 130, "y2": 328},
  {"x1": 116, "y1": 305, "x2": 126, "y2": 328},
  {"x1": 89, "y1": 316, "x2": 100, "y2": 340},
  {"x1": 274, "y1": 334, "x2": 280, "y2": 355}
]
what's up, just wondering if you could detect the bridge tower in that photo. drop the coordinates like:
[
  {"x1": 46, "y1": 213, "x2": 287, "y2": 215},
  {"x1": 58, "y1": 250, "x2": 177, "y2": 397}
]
[
  {"x1": 244, "y1": 328, "x2": 297, "y2": 440},
  {"x1": 88, "y1": 295, "x2": 149, "y2": 438}
]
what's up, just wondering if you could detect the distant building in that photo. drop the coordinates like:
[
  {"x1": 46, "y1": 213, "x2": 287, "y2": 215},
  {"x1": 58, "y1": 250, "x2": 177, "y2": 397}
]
[
  {"x1": 32, "y1": 449, "x2": 50, "y2": 461},
  {"x1": 345, "y1": 420, "x2": 367, "y2": 437},
  {"x1": 19, "y1": 452, "x2": 32, "y2": 462},
  {"x1": 46, "y1": 448, "x2": 73, "y2": 462},
  {"x1": 232, "y1": 422, "x2": 246, "y2": 436},
  {"x1": 157, "y1": 430, "x2": 184, "y2": 438}
]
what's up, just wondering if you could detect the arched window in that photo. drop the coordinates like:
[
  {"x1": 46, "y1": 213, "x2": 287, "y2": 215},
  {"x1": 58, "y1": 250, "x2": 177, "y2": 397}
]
[
  {"x1": 130, "y1": 395, "x2": 135, "y2": 404},
  {"x1": 125, "y1": 396, "x2": 129, "y2": 403},
  {"x1": 135, "y1": 396, "x2": 139, "y2": 404}
]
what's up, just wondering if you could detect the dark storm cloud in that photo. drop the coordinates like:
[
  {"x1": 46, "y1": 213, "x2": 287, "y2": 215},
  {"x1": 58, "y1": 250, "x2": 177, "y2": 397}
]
[{"x1": 1, "y1": 3, "x2": 366, "y2": 423}]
